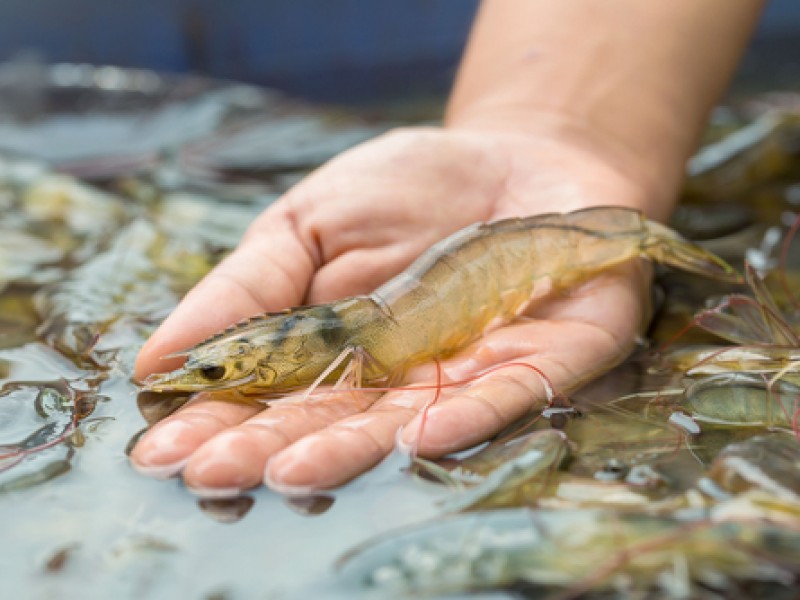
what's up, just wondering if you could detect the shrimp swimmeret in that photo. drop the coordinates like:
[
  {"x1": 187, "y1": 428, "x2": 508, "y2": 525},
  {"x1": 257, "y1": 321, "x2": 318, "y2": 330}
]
[{"x1": 142, "y1": 206, "x2": 741, "y2": 396}]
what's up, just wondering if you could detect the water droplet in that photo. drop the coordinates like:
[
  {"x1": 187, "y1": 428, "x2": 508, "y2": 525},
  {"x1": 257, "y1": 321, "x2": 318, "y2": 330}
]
[
  {"x1": 594, "y1": 458, "x2": 628, "y2": 481},
  {"x1": 669, "y1": 411, "x2": 701, "y2": 435}
]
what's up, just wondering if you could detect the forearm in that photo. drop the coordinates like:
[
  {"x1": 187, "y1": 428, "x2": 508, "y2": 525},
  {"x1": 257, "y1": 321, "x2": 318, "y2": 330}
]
[{"x1": 446, "y1": 0, "x2": 764, "y2": 219}]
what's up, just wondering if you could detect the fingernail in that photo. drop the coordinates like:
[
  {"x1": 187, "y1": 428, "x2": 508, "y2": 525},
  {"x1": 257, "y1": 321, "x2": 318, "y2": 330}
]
[
  {"x1": 263, "y1": 469, "x2": 319, "y2": 497},
  {"x1": 129, "y1": 421, "x2": 195, "y2": 478},
  {"x1": 264, "y1": 451, "x2": 323, "y2": 497},
  {"x1": 130, "y1": 457, "x2": 188, "y2": 479},
  {"x1": 395, "y1": 424, "x2": 416, "y2": 457},
  {"x1": 186, "y1": 484, "x2": 244, "y2": 499}
]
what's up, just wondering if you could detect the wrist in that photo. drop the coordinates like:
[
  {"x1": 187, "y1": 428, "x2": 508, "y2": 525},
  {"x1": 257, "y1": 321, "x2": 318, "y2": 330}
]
[{"x1": 443, "y1": 0, "x2": 764, "y2": 223}]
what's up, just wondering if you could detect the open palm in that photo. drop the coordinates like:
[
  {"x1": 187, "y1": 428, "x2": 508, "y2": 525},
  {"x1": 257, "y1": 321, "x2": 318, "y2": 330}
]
[{"x1": 131, "y1": 126, "x2": 654, "y2": 495}]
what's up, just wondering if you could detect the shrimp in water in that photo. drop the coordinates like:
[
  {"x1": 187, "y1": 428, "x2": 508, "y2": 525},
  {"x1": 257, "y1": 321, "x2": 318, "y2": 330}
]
[{"x1": 143, "y1": 206, "x2": 740, "y2": 395}]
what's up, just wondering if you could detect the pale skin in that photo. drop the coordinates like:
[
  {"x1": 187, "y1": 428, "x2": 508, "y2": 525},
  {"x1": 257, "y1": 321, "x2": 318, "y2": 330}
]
[{"x1": 132, "y1": 0, "x2": 763, "y2": 495}]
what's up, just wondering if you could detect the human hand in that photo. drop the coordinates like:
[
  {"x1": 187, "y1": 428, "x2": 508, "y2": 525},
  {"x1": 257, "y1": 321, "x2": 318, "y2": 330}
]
[{"x1": 131, "y1": 125, "x2": 655, "y2": 495}]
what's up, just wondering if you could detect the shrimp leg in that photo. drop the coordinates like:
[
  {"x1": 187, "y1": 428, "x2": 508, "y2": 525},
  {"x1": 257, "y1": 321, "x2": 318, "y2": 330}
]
[{"x1": 300, "y1": 346, "x2": 363, "y2": 402}]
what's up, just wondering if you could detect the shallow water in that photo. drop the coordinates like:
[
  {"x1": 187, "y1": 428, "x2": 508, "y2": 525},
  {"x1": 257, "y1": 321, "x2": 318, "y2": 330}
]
[{"x1": 2, "y1": 65, "x2": 800, "y2": 599}]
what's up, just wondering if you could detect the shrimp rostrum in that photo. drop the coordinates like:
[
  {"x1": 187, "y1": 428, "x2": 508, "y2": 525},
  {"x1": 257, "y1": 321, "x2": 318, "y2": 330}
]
[{"x1": 142, "y1": 206, "x2": 740, "y2": 396}]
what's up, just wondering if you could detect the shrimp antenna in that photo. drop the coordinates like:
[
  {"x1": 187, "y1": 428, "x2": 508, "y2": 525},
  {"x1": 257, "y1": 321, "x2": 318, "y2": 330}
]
[{"x1": 779, "y1": 211, "x2": 800, "y2": 311}]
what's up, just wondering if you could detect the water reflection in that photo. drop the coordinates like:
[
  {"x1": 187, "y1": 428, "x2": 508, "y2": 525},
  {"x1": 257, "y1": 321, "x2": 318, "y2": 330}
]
[{"x1": 197, "y1": 496, "x2": 255, "y2": 523}]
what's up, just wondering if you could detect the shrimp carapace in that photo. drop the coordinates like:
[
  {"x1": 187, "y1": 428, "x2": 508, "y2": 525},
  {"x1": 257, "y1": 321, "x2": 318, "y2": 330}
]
[{"x1": 142, "y1": 206, "x2": 741, "y2": 395}]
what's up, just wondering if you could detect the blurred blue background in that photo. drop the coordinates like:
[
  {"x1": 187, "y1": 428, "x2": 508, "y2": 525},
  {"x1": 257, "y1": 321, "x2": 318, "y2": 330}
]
[{"x1": 0, "y1": 0, "x2": 797, "y2": 104}]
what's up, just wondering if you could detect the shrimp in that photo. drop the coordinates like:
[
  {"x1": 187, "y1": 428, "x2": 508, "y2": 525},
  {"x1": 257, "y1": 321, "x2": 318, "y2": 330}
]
[
  {"x1": 142, "y1": 206, "x2": 740, "y2": 395},
  {"x1": 335, "y1": 507, "x2": 800, "y2": 597},
  {"x1": 707, "y1": 434, "x2": 800, "y2": 501},
  {"x1": 683, "y1": 373, "x2": 800, "y2": 429},
  {"x1": 664, "y1": 264, "x2": 800, "y2": 379},
  {"x1": 417, "y1": 429, "x2": 570, "y2": 513},
  {"x1": 684, "y1": 112, "x2": 800, "y2": 200}
]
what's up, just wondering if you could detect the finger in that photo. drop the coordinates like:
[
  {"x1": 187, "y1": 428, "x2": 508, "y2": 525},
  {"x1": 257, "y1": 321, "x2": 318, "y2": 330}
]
[
  {"x1": 403, "y1": 359, "x2": 554, "y2": 456},
  {"x1": 134, "y1": 208, "x2": 315, "y2": 380},
  {"x1": 129, "y1": 394, "x2": 262, "y2": 478},
  {"x1": 263, "y1": 387, "x2": 434, "y2": 492},
  {"x1": 400, "y1": 316, "x2": 637, "y2": 457},
  {"x1": 262, "y1": 346, "x2": 550, "y2": 493},
  {"x1": 180, "y1": 389, "x2": 380, "y2": 495}
]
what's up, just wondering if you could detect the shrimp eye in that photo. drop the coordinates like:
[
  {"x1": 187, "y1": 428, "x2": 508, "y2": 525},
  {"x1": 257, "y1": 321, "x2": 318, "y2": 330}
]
[{"x1": 200, "y1": 365, "x2": 227, "y2": 381}]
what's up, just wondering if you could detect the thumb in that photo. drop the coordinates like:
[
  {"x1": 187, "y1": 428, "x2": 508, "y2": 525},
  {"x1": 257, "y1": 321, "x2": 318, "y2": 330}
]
[{"x1": 134, "y1": 210, "x2": 316, "y2": 381}]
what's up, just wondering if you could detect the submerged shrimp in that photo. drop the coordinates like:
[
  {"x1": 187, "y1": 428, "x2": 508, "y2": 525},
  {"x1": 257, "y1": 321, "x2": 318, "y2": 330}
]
[
  {"x1": 664, "y1": 264, "x2": 800, "y2": 379},
  {"x1": 142, "y1": 206, "x2": 740, "y2": 395},
  {"x1": 336, "y1": 507, "x2": 800, "y2": 597}
]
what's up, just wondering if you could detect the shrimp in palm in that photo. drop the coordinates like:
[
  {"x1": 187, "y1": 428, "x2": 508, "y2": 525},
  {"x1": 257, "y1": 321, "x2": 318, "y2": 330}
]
[{"x1": 142, "y1": 206, "x2": 740, "y2": 396}]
